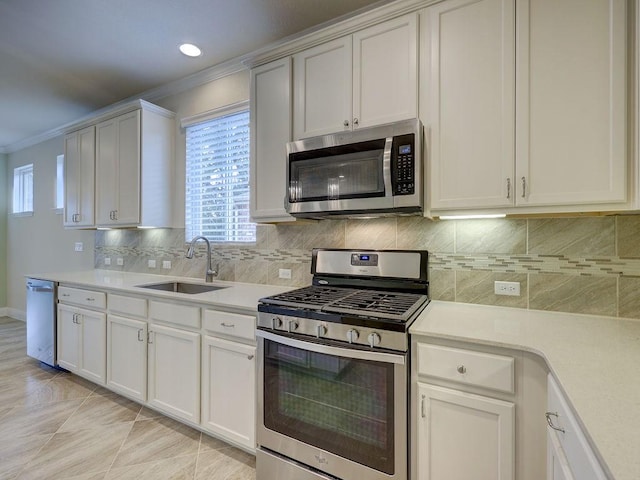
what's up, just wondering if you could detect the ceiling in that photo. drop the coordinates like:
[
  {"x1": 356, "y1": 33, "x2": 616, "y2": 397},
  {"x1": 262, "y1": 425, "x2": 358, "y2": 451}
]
[{"x1": 0, "y1": 0, "x2": 389, "y2": 152}]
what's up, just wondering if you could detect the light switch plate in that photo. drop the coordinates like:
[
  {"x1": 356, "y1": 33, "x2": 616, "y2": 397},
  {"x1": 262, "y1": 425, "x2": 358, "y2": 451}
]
[
  {"x1": 116, "y1": 258, "x2": 124, "y2": 266},
  {"x1": 104, "y1": 257, "x2": 111, "y2": 266},
  {"x1": 148, "y1": 259, "x2": 157, "y2": 268},
  {"x1": 162, "y1": 260, "x2": 172, "y2": 269},
  {"x1": 74, "y1": 242, "x2": 83, "y2": 252},
  {"x1": 279, "y1": 268, "x2": 292, "y2": 279}
]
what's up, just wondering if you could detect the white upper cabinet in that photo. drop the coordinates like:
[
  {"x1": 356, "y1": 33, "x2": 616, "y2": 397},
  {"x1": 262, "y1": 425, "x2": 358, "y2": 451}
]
[
  {"x1": 353, "y1": 14, "x2": 418, "y2": 130},
  {"x1": 294, "y1": 37, "x2": 353, "y2": 139},
  {"x1": 424, "y1": 0, "x2": 628, "y2": 214},
  {"x1": 423, "y1": 0, "x2": 515, "y2": 210},
  {"x1": 294, "y1": 13, "x2": 418, "y2": 139},
  {"x1": 64, "y1": 126, "x2": 96, "y2": 227},
  {"x1": 515, "y1": 0, "x2": 627, "y2": 207},
  {"x1": 95, "y1": 104, "x2": 175, "y2": 228},
  {"x1": 250, "y1": 58, "x2": 295, "y2": 222}
]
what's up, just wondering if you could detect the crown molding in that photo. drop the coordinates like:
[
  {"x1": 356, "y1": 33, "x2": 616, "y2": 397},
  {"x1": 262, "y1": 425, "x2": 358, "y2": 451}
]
[{"x1": 2, "y1": 0, "x2": 433, "y2": 154}]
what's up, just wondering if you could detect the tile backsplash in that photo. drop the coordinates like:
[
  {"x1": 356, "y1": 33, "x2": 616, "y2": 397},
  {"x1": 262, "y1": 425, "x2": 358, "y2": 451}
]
[{"x1": 95, "y1": 215, "x2": 640, "y2": 320}]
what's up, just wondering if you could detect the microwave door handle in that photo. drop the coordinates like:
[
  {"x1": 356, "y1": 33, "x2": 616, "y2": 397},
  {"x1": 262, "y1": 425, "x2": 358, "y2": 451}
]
[{"x1": 383, "y1": 137, "x2": 394, "y2": 198}]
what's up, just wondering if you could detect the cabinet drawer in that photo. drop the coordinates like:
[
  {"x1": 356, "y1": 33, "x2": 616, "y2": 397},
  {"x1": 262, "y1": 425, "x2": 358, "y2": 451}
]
[
  {"x1": 108, "y1": 294, "x2": 147, "y2": 318},
  {"x1": 58, "y1": 286, "x2": 106, "y2": 310},
  {"x1": 149, "y1": 301, "x2": 200, "y2": 329},
  {"x1": 203, "y1": 310, "x2": 255, "y2": 341},
  {"x1": 547, "y1": 374, "x2": 607, "y2": 480},
  {"x1": 417, "y1": 343, "x2": 514, "y2": 393}
]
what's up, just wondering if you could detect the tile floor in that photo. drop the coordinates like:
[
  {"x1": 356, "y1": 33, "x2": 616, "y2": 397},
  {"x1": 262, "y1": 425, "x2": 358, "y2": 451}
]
[{"x1": 0, "y1": 317, "x2": 256, "y2": 480}]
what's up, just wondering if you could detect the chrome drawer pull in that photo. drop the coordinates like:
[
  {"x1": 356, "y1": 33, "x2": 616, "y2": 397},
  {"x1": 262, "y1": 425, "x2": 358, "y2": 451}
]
[
  {"x1": 86, "y1": 297, "x2": 95, "y2": 302},
  {"x1": 247, "y1": 354, "x2": 255, "y2": 360},
  {"x1": 220, "y1": 322, "x2": 235, "y2": 328},
  {"x1": 457, "y1": 365, "x2": 467, "y2": 374},
  {"x1": 545, "y1": 412, "x2": 565, "y2": 433},
  {"x1": 421, "y1": 394, "x2": 426, "y2": 418}
]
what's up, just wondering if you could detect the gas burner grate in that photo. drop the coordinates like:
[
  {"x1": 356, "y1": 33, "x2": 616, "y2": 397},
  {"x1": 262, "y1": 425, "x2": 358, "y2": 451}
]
[
  {"x1": 260, "y1": 286, "x2": 357, "y2": 310},
  {"x1": 324, "y1": 291, "x2": 428, "y2": 321}
]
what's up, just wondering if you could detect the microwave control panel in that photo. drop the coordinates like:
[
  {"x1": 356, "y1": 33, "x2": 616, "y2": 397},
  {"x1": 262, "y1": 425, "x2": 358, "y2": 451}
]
[{"x1": 391, "y1": 133, "x2": 415, "y2": 195}]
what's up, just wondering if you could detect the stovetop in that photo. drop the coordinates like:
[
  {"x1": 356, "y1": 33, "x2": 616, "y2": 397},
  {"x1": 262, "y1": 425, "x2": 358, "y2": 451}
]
[{"x1": 260, "y1": 285, "x2": 428, "y2": 322}]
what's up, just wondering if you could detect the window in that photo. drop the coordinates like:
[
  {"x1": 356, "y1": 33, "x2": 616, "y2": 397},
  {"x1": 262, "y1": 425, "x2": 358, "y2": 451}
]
[
  {"x1": 56, "y1": 155, "x2": 64, "y2": 210},
  {"x1": 12, "y1": 164, "x2": 33, "y2": 214},
  {"x1": 185, "y1": 108, "x2": 255, "y2": 242}
]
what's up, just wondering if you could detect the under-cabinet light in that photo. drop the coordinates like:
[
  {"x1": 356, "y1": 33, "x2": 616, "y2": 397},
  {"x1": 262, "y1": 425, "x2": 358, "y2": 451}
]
[{"x1": 438, "y1": 214, "x2": 507, "y2": 220}]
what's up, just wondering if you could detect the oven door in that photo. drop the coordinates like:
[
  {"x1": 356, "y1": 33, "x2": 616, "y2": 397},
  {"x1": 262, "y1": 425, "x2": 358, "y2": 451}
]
[{"x1": 257, "y1": 329, "x2": 407, "y2": 480}]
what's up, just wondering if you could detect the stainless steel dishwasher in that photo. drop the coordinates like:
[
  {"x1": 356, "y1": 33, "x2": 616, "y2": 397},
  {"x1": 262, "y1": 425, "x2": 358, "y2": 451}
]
[{"x1": 26, "y1": 278, "x2": 57, "y2": 367}]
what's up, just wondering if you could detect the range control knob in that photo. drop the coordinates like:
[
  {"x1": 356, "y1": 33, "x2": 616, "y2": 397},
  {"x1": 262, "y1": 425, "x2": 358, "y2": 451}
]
[
  {"x1": 271, "y1": 317, "x2": 283, "y2": 330},
  {"x1": 346, "y1": 329, "x2": 359, "y2": 344},
  {"x1": 316, "y1": 324, "x2": 327, "y2": 338},
  {"x1": 287, "y1": 319, "x2": 299, "y2": 333},
  {"x1": 367, "y1": 332, "x2": 381, "y2": 348}
]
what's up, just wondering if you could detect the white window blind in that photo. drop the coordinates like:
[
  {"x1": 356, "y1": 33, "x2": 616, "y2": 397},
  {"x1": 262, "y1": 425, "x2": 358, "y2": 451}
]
[
  {"x1": 56, "y1": 155, "x2": 64, "y2": 210},
  {"x1": 185, "y1": 109, "x2": 255, "y2": 242},
  {"x1": 13, "y1": 164, "x2": 33, "y2": 214}
]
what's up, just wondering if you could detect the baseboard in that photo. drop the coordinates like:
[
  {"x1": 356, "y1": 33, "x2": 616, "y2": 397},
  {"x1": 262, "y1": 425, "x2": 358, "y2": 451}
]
[
  {"x1": 0, "y1": 307, "x2": 6, "y2": 318},
  {"x1": 6, "y1": 308, "x2": 26, "y2": 322}
]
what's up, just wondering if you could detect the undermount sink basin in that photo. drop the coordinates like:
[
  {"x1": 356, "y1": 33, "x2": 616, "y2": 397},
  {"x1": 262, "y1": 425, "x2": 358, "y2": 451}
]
[{"x1": 136, "y1": 281, "x2": 228, "y2": 294}]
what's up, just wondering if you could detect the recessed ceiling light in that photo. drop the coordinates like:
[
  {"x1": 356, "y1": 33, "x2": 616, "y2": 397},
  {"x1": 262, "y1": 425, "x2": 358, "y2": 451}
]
[{"x1": 179, "y1": 43, "x2": 202, "y2": 57}]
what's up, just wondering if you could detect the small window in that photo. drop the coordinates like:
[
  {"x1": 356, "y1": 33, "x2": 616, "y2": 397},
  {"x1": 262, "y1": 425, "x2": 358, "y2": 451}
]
[
  {"x1": 12, "y1": 164, "x2": 34, "y2": 215},
  {"x1": 185, "y1": 108, "x2": 255, "y2": 243},
  {"x1": 56, "y1": 155, "x2": 64, "y2": 211}
]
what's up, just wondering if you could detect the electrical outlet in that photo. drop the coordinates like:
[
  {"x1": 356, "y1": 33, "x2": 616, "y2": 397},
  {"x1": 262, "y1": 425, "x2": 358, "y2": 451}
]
[
  {"x1": 74, "y1": 242, "x2": 83, "y2": 252},
  {"x1": 162, "y1": 260, "x2": 172, "y2": 269},
  {"x1": 494, "y1": 281, "x2": 520, "y2": 296},
  {"x1": 104, "y1": 257, "x2": 111, "y2": 266},
  {"x1": 116, "y1": 258, "x2": 124, "y2": 266},
  {"x1": 279, "y1": 268, "x2": 292, "y2": 279},
  {"x1": 148, "y1": 259, "x2": 157, "y2": 268}
]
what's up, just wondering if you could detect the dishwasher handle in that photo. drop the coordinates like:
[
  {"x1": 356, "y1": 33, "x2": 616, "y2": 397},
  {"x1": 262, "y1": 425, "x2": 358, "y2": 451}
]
[{"x1": 26, "y1": 284, "x2": 54, "y2": 293}]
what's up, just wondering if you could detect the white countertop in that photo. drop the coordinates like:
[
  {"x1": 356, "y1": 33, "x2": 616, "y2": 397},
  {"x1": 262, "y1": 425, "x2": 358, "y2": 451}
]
[
  {"x1": 27, "y1": 270, "x2": 293, "y2": 312},
  {"x1": 410, "y1": 300, "x2": 640, "y2": 480}
]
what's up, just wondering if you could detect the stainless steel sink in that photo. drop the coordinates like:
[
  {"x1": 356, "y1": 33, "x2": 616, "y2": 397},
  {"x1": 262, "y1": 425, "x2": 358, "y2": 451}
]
[{"x1": 136, "y1": 281, "x2": 228, "y2": 294}]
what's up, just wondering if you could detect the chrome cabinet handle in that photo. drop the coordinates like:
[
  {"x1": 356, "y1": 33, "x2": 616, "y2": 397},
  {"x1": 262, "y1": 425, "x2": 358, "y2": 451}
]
[
  {"x1": 521, "y1": 176, "x2": 526, "y2": 198},
  {"x1": 421, "y1": 394, "x2": 426, "y2": 418},
  {"x1": 506, "y1": 178, "x2": 511, "y2": 199},
  {"x1": 147, "y1": 331, "x2": 154, "y2": 344},
  {"x1": 137, "y1": 329, "x2": 144, "y2": 342},
  {"x1": 343, "y1": 120, "x2": 349, "y2": 127},
  {"x1": 220, "y1": 323, "x2": 235, "y2": 328},
  {"x1": 457, "y1": 365, "x2": 466, "y2": 374},
  {"x1": 61, "y1": 293, "x2": 70, "y2": 297},
  {"x1": 545, "y1": 412, "x2": 565, "y2": 433},
  {"x1": 353, "y1": 118, "x2": 359, "y2": 127},
  {"x1": 247, "y1": 354, "x2": 255, "y2": 360}
]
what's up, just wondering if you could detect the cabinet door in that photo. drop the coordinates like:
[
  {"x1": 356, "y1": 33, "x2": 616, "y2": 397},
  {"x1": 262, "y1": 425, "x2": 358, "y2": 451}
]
[
  {"x1": 107, "y1": 315, "x2": 147, "y2": 402},
  {"x1": 96, "y1": 111, "x2": 141, "y2": 225},
  {"x1": 547, "y1": 429, "x2": 575, "y2": 480},
  {"x1": 78, "y1": 310, "x2": 106, "y2": 385},
  {"x1": 147, "y1": 324, "x2": 200, "y2": 423},
  {"x1": 515, "y1": 0, "x2": 626, "y2": 206},
  {"x1": 293, "y1": 36, "x2": 352, "y2": 139},
  {"x1": 63, "y1": 126, "x2": 95, "y2": 227},
  {"x1": 423, "y1": 0, "x2": 515, "y2": 210},
  {"x1": 249, "y1": 58, "x2": 295, "y2": 222},
  {"x1": 416, "y1": 383, "x2": 515, "y2": 480},
  {"x1": 201, "y1": 336, "x2": 256, "y2": 449},
  {"x1": 353, "y1": 13, "x2": 418, "y2": 129},
  {"x1": 57, "y1": 305, "x2": 80, "y2": 372}
]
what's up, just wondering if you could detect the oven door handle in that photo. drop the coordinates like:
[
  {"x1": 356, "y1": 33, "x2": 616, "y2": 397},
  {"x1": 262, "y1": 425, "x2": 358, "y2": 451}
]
[{"x1": 257, "y1": 329, "x2": 405, "y2": 365}]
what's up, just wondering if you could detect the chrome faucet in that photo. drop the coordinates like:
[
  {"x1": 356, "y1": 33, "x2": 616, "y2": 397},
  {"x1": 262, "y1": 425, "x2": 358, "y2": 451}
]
[{"x1": 186, "y1": 236, "x2": 217, "y2": 282}]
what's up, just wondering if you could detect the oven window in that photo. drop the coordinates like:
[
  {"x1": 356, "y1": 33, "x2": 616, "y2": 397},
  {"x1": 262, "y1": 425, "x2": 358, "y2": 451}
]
[{"x1": 263, "y1": 338, "x2": 395, "y2": 474}]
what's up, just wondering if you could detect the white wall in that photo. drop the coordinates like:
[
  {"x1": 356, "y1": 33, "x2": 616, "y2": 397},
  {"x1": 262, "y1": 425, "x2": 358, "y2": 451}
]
[
  {"x1": 0, "y1": 153, "x2": 7, "y2": 310},
  {"x1": 6, "y1": 137, "x2": 94, "y2": 317}
]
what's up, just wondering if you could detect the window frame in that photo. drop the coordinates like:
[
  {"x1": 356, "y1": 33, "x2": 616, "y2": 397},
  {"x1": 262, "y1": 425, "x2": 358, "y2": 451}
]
[
  {"x1": 55, "y1": 154, "x2": 64, "y2": 213},
  {"x1": 12, "y1": 163, "x2": 34, "y2": 216},
  {"x1": 182, "y1": 101, "x2": 256, "y2": 244}
]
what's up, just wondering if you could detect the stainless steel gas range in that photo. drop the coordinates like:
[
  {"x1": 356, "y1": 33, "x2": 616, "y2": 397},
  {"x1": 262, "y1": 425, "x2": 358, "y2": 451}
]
[{"x1": 256, "y1": 248, "x2": 429, "y2": 480}]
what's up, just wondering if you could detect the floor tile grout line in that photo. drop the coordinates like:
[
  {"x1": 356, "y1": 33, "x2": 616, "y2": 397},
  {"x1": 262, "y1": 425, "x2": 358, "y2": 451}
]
[{"x1": 103, "y1": 419, "x2": 137, "y2": 477}]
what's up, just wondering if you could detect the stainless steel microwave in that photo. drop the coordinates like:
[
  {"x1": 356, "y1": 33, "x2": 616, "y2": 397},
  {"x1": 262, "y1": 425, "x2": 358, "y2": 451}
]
[{"x1": 285, "y1": 119, "x2": 423, "y2": 218}]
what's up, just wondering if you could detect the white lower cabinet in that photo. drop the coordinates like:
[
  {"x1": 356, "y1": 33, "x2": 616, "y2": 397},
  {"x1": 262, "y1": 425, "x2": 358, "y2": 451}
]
[
  {"x1": 57, "y1": 304, "x2": 106, "y2": 384},
  {"x1": 106, "y1": 314, "x2": 147, "y2": 402},
  {"x1": 201, "y1": 336, "x2": 256, "y2": 449},
  {"x1": 547, "y1": 428, "x2": 574, "y2": 480},
  {"x1": 416, "y1": 383, "x2": 515, "y2": 480},
  {"x1": 147, "y1": 323, "x2": 201, "y2": 424}
]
